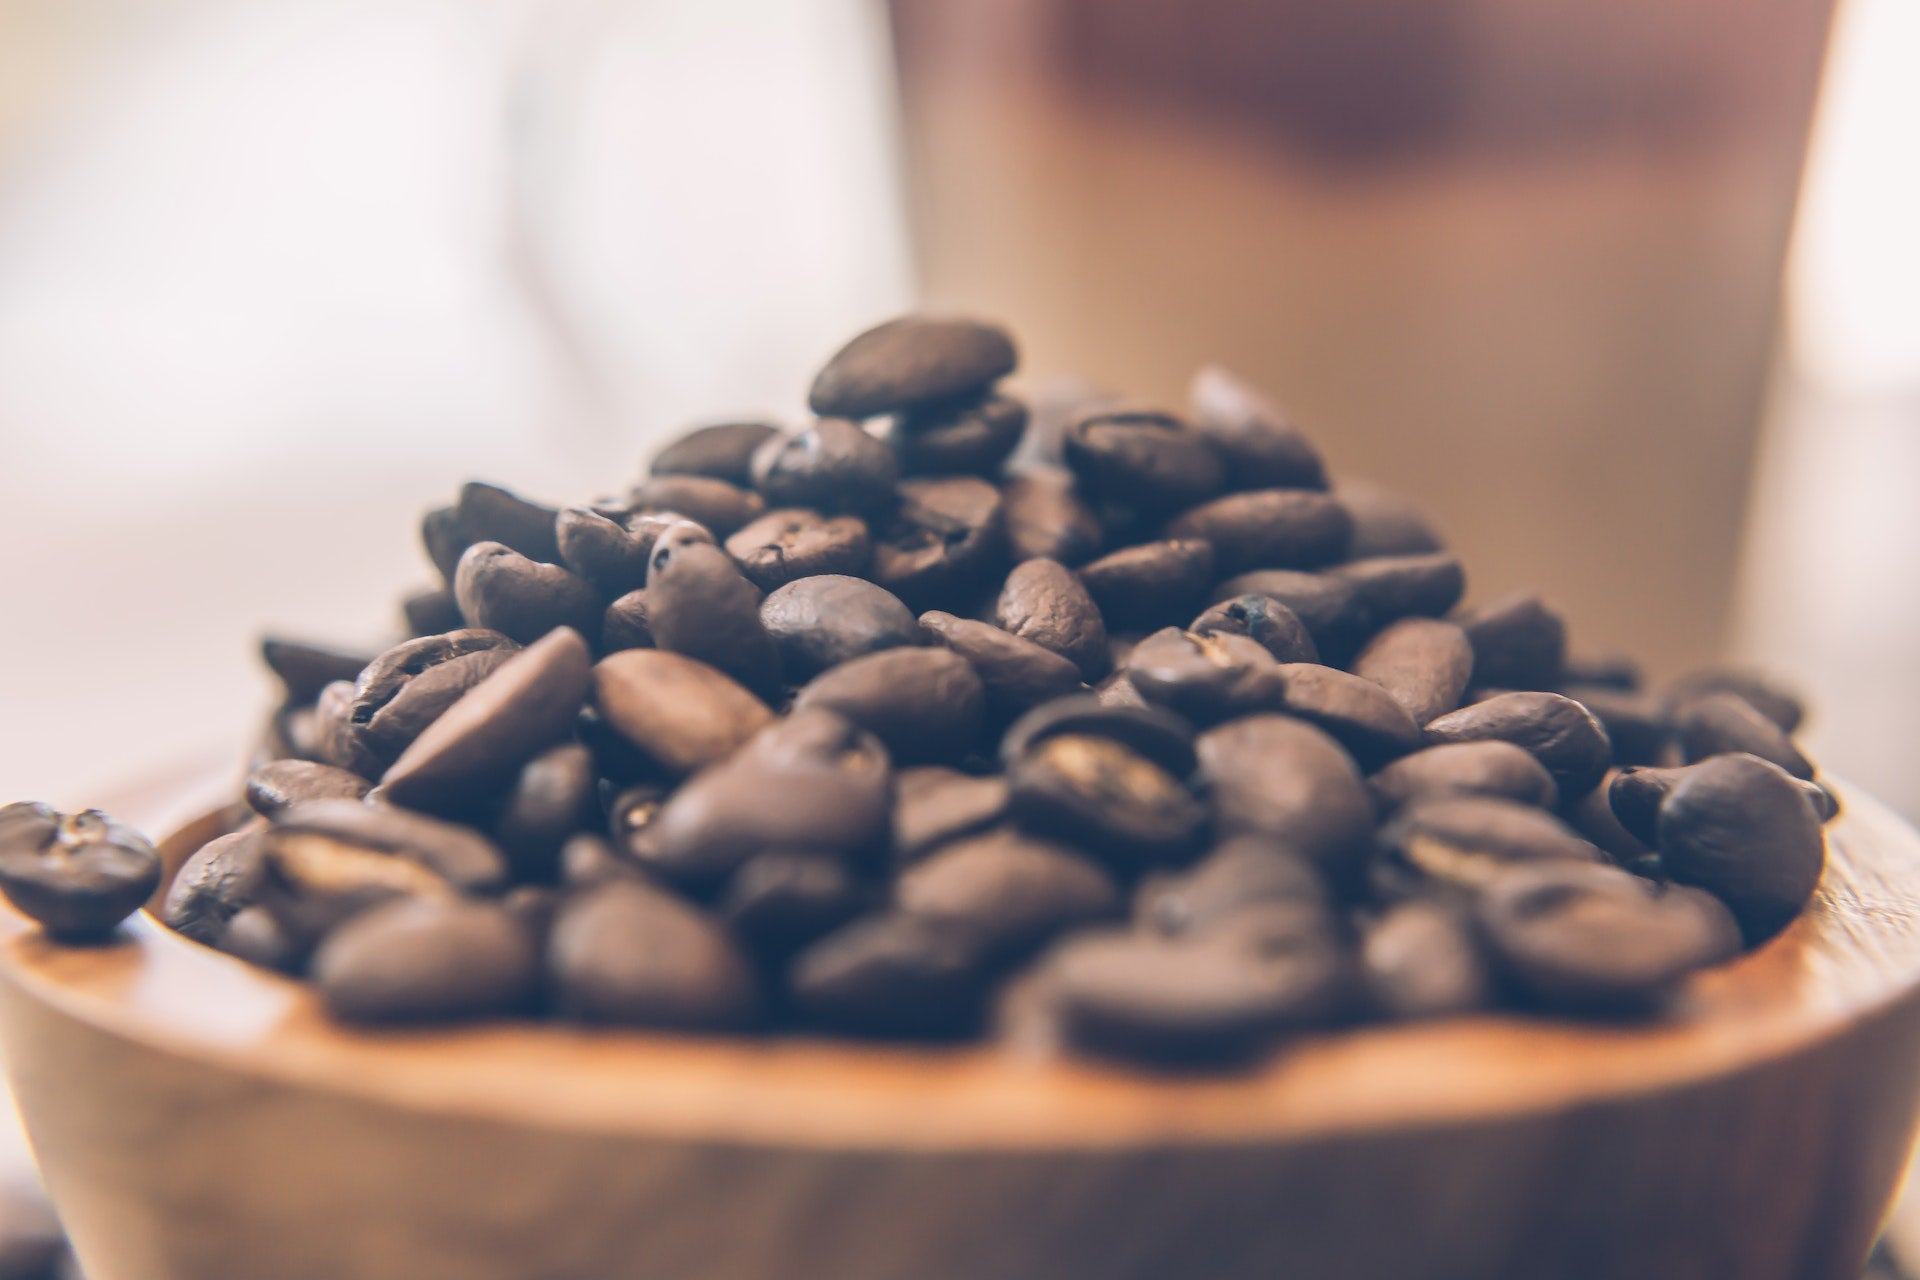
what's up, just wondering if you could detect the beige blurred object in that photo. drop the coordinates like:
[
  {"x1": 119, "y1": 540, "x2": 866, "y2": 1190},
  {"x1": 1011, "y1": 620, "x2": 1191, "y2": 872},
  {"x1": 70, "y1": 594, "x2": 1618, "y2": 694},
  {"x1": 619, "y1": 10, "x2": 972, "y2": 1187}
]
[{"x1": 890, "y1": 0, "x2": 1837, "y2": 678}]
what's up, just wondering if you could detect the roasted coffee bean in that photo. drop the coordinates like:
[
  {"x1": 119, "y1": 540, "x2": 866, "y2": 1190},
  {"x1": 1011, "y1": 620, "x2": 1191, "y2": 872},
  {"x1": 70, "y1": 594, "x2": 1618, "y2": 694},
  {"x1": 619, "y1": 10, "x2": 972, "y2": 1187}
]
[
  {"x1": 808, "y1": 315, "x2": 1018, "y2": 418},
  {"x1": 421, "y1": 504, "x2": 471, "y2": 583},
  {"x1": 0, "y1": 804, "x2": 161, "y2": 941},
  {"x1": 1000, "y1": 467, "x2": 1102, "y2": 566},
  {"x1": 890, "y1": 392, "x2": 1028, "y2": 477},
  {"x1": 1368, "y1": 741, "x2": 1559, "y2": 813},
  {"x1": 1189, "y1": 593, "x2": 1319, "y2": 664},
  {"x1": 1187, "y1": 365, "x2": 1329, "y2": 491},
  {"x1": 259, "y1": 637, "x2": 376, "y2": 706},
  {"x1": 1001, "y1": 694, "x2": 1198, "y2": 781},
  {"x1": 555, "y1": 507, "x2": 657, "y2": 597},
  {"x1": 626, "y1": 474, "x2": 765, "y2": 538},
  {"x1": 870, "y1": 476, "x2": 1005, "y2": 611},
  {"x1": 1478, "y1": 861, "x2": 1742, "y2": 1012},
  {"x1": 274, "y1": 800, "x2": 509, "y2": 894},
  {"x1": 1272, "y1": 664, "x2": 1424, "y2": 767},
  {"x1": 919, "y1": 611, "x2": 1084, "y2": 718},
  {"x1": 1076, "y1": 539, "x2": 1214, "y2": 630},
  {"x1": 1138, "y1": 836, "x2": 1327, "y2": 937},
  {"x1": 453, "y1": 542, "x2": 600, "y2": 646},
  {"x1": 760, "y1": 575, "x2": 920, "y2": 682},
  {"x1": 714, "y1": 854, "x2": 862, "y2": 962},
  {"x1": 256, "y1": 820, "x2": 455, "y2": 950},
  {"x1": 560, "y1": 833, "x2": 647, "y2": 890},
  {"x1": 401, "y1": 587, "x2": 464, "y2": 638},
  {"x1": 1424, "y1": 691, "x2": 1613, "y2": 800},
  {"x1": 994, "y1": 558, "x2": 1108, "y2": 680},
  {"x1": 1457, "y1": 593, "x2": 1567, "y2": 690},
  {"x1": 1337, "y1": 479, "x2": 1445, "y2": 557},
  {"x1": 551, "y1": 880, "x2": 758, "y2": 1029},
  {"x1": 493, "y1": 743, "x2": 598, "y2": 883},
  {"x1": 898, "y1": 829, "x2": 1119, "y2": 960},
  {"x1": 1123, "y1": 628, "x2": 1283, "y2": 724},
  {"x1": 1008, "y1": 734, "x2": 1207, "y2": 868},
  {"x1": 645, "y1": 539, "x2": 782, "y2": 697},
  {"x1": 600, "y1": 590, "x2": 653, "y2": 653},
  {"x1": 1664, "y1": 667, "x2": 1803, "y2": 733},
  {"x1": 1362, "y1": 900, "x2": 1494, "y2": 1019},
  {"x1": 1655, "y1": 753, "x2": 1827, "y2": 943},
  {"x1": 789, "y1": 912, "x2": 989, "y2": 1037},
  {"x1": 312, "y1": 679, "x2": 383, "y2": 777},
  {"x1": 1209, "y1": 569, "x2": 1365, "y2": 660},
  {"x1": 165, "y1": 822, "x2": 269, "y2": 944},
  {"x1": 1564, "y1": 652, "x2": 1643, "y2": 692},
  {"x1": 1374, "y1": 796, "x2": 1605, "y2": 900},
  {"x1": 1565, "y1": 774, "x2": 1653, "y2": 865},
  {"x1": 245, "y1": 760, "x2": 371, "y2": 819},
  {"x1": 1064, "y1": 405, "x2": 1225, "y2": 513},
  {"x1": 1351, "y1": 618, "x2": 1474, "y2": 725},
  {"x1": 457, "y1": 480, "x2": 562, "y2": 564},
  {"x1": 222, "y1": 905, "x2": 301, "y2": 971},
  {"x1": 793, "y1": 647, "x2": 985, "y2": 765},
  {"x1": 1671, "y1": 692, "x2": 1814, "y2": 780},
  {"x1": 349, "y1": 629, "x2": 522, "y2": 765},
  {"x1": 314, "y1": 897, "x2": 538, "y2": 1023},
  {"x1": 1195, "y1": 716, "x2": 1373, "y2": 879},
  {"x1": 725, "y1": 508, "x2": 871, "y2": 592},
  {"x1": 380, "y1": 628, "x2": 593, "y2": 814},
  {"x1": 1334, "y1": 553, "x2": 1467, "y2": 629},
  {"x1": 891, "y1": 766, "x2": 1010, "y2": 863},
  {"x1": 1610, "y1": 760, "x2": 1835, "y2": 848},
  {"x1": 1166, "y1": 490, "x2": 1350, "y2": 575},
  {"x1": 593, "y1": 649, "x2": 773, "y2": 778},
  {"x1": 650, "y1": 420, "x2": 783, "y2": 485},
  {"x1": 750, "y1": 418, "x2": 899, "y2": 518}
]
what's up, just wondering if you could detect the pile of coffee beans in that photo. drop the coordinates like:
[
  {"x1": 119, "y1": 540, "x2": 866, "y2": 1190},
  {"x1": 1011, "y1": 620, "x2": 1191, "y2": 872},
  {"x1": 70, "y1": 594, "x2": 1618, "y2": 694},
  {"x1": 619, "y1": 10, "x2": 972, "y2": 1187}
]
[{"x1": 10, "y1": 314, "x2": 1839, "y2": 1067}]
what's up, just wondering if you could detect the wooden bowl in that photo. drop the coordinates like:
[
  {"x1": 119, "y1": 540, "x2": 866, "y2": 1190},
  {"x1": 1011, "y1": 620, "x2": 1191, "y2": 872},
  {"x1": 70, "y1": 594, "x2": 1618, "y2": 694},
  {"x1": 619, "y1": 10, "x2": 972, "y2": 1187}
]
[{"x1": 3, "y1": 771, "x2": 1920, "y2": 1280}]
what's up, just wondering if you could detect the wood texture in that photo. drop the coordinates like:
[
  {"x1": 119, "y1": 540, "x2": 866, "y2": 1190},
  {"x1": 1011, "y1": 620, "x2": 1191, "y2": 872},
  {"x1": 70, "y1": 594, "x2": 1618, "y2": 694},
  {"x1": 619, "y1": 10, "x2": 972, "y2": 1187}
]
[{"x1": 1, "y1": 778, "x2": 1919, "y2": 1280}]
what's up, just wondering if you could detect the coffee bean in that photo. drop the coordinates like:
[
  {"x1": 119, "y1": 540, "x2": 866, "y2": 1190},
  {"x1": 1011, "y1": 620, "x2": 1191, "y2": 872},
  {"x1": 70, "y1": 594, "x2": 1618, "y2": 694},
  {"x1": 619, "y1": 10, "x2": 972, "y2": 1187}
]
[
  {"x1": 551, "y1": 880, "x2": 758, "y2": 1029},
  {"x1": 245, "y1": 760, "x2": 371, "y2": 819},
  {"x1": 994, "y1": 558, "x2": 1108, "y2": 680},
  {"x1": 891, "y1": 766, "x2": 1010, "y2": 863},
  {"x1": 454, "y1": 543, "x2": 600, "y2": 646},
  {"x1": 793, "y1": 647, "x2": 985, "y2": 765},
  {"x1": 626, "y1": 475, "x2": 765, "y2": 538},
  {"x1": 1664, "y1": 667, "x2": 1803, "y2": 733},
  {"x1": 315, "y1": 897, "x2": 538, "y2": 1024},
  {"x1": 1333, "y1": 553, "x2": 1467, "y2": 628},
  {"x1": 1565, "y1": 773, "x2": 1653, "y2": 865},
  {"x1": 349, "y1": 629, "x2": 522, "y2": 765},
  {"x1": 1374, "y1": 796, "x2": 1605, "y2": 900},
  {"x1": 560, "y1": 833, "x2": 648, "y2": 890},
  {"x1": 0, "y1": 804, "x2": 161, "y2": 941},
  {"x1": 259, "y1": 637, "x2": 376, "y2": 705},
  {"x1": 1166, "y1": 490, "x2": 1350, "y2": 574},
  {"x1": 650, "y1": 420, "x2": 783, "y2": 486},
  {"x1": 919, "y1": 611, "x2": 1084, "y2": 718},
  {"x1": 1337, "y1": 479, "x2": 1445, "y2": 557},
  {"x1": 1272, "y1": 663, "x2": 1424, "y2": 767},
  {"x1": 725, "y1": 509, "x2": 871, "y2": 592},
  {"x1": 555, "y1": 507, "x2": 657, "y2": 597},
  {"x1": 890, "y1": 391, "x2": 1028, "y2": 477},
  {"x1": 1424, "y1": 690, "x2": 1613, "y2": 799},
  {"x1": 718, "y1": 852, "x2": 867, "y2": 965},
  {"x1": 1064, "y1": 405, "x2": 1225, "y2": 513},
  {"x1": 760, "y1": 575, "x2": 920, "y2": 682},
  {"x1": 1209, "y1": 569, "x2": 1366, "y2": 659},
  {"x1": 1457, "y1": 593, "x2": 1567, "y2": 690},
  {"x1": 1351, "y1": 617, "x2": 1474, "y2": 725},
  {"x1": 312, "y1": 679, "x2": 383, "y2": 778},
  {"x1": 1368, "y1": 741, "x2": 1559, "y2": 813},
  {"x1": 898, "y1": 829, "x2": 1120, "y2": 960},
  {"x1": 1671, "y1": 691, "x2": 1814, "y2": 779},
  {"x1": 1564, "y1": 652, "x2": 1643, "y2": 692},
  {"x1": 256, "y1": 819, "x2": 455, "y2": 952},
  {"x1": 1563, "y1": 684, "x2": 1671, "y2": 766},
  {"x1": 809, "y1": 315, "x2": 1018, "y2": 418},
  {"x1": 1611, "y1": 760, "x2": 1835, "y2": 848},
  {"x1": 492, "y1": 743, "x2": 598, "y2": 883},
  {"x1": 421, "y1": 504, "x2": 471, "y2": 584},
  {"x1": 1655, "y1": 753, "x2": 1827, "y2": 943},
  {"x1": 870, "y1": 476, "x2": 1005, "y2": 611},
  {"x1": 1195, "y1": 716, "x2": 1373, "y2": 880},
  {"x1": 645, "y1": 539, "x2": 782, "y2": 697},
  {"x1": 1138, "y1": 836, "x2": 1327, "y2": 937},
  {"x1": 751, "y1": 418, "x2": 899, "y2": 517},
  {"x1": 165, "y1": 822, "x2": 268, "y2": 944},
  {"x1": 274, "y1": 800, "x2": 509, "y2": 894},
  {"x1": 1189, "y1": 593, "x2": 1319, "y2": 664},
  {"x1": 600, "y1": 590, "x2": 654, "y2": 653},
  {"x1": 592, "y1": 649, "x2": 772, "y2": 778},
  {"x1": 1008, "y1": 734, "x2": 1207, "y2": 868},
  {"x1": 1187, "y1": 365, "x2": 1329, "y2": 490},
  {"x1": 1000, "y1": 467, "x2": 1103, "y2": 566},
  {"x1": 789, "y1": 912, "x2": 989, "y2": 1037},
  {"x1": 1477, "y1": 861, "x2": 1741, "y2": 1012},
  {"x1": 401, "y1": 587, "x2": 464, "y2": 638},
  {"x1": 1123, "y1": 628, "x2": 1284, "y2": 724},
  {"x1": 1362, "y1": 900, "x2": 1494, "y2": 1019},
  {"x1": 380, "y1": 628, "x2": 593, "y2": 815},
  {"x1": 456, "y1": 481, "x2": 562, "y2": 564},
  {"x1": 1001, "y1": 694, "x2": 1198, "y2": 778},
  {"x1": 1076, "y1": 539, "x2": 1214, "y2": 630},
  {"x1": 222, "y1": 905, "x2": 301, "y2": 971}
]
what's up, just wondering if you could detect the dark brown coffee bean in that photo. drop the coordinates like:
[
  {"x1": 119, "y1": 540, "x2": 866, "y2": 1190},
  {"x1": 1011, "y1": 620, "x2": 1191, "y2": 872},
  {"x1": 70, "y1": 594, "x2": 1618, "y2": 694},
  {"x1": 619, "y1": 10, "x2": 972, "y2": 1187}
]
[
  {"x1": 600, "y1": 589, "x2": 653, "y2": 653},
  {"x1": 401, "y1": 587, "x2": 464, "y2": 638},
  {"x1": 1563, "y1": 652, "x2": 1643, "y2": 692},
  {"x1": 1189, "y1": 594, "x2": 1319, "y2": 664},
  {"x1": 456, "y1": 480, "x2": 562, "y2": 564},
  {"x1": 890, "y1": 391, "x2": 1027, "y2": 476},
  {"x1": 551, "y1": 880, "x2": 758, "y2": 1029},
  {"x1": 1610, "y1": 760, "x2": 1835, "y2": 848},
  {"x1": 1209, "y1": 569, "x2": 1365, "y2": 659},
  {"x1": 1362, "y1": 900, "x2": 1494, "y2": 1019},
  {"x1": 870, "y1": 476, "x2": 1005, "y2": 611},
  {"x1": 809, "y1": 315, "x2": 1018, "y2": 418},
  {"x1": 626, "y1": 474, "x2": 765, "y2": 538},
  {"x1": 1076, "y1": 539, "x2": 1214, "y2": 630},
  {"x1": 919, "y1": 611, "x2": 1084, "y2": 718},
  {"x1": 221, "y1": 905, "x2": 301, "y2": 971},
  {"x1": 645, "y1": 539, "x2": 782, "y2": 698},
  {"x1": 1001, "y1": 467, "x2": 1103, "y2": 566},
  {"x1": 1166, "y1": 490, "x2": 1350, "y2": 574},
  {"x1": 1001, "y1": 694, "x2": 1197, "y2": 778},
  {"x1": 381, "y1": 628, "x2": 593, "y2": 815},
  {"x1": 259, "y1": 637, "x2": 376, "y2": 705},
  {"x1": 1064, "y1": 404, "x2": 1225, "y2": 513},
  {"x1": 1424, "y1": 690, "x2": 1612, "y2": 799},
  {"x1": 165, "y1": 822, "x2": 268, "y2": 944},
  {"x1": 1655, "y1": 753, "x2": 1827, "y2": 943},
  {"x1": 1196, "y1": 715, "x2": 1372, "y2": 878},
  {"x1": 349, "y1": 629, "x2": 522, "y2": 765},
  {"x1": 1333, "y1": 553, "x2": 1467, "y2": 628},
  {"x1": 0, "y1": 804, "x2": 161, "y2": 941},
  {"x1": 1671, "y1": 692, "x2": 1814, "y2": 779},
  {"x1": 1008, "y1": 734, "x2": 1207, "y2": 869},
  {"x1": 274, "y1": 799, "x2": 509, "y2": 895},
  {"x1": 994, "y1": 557, "x2": 1108, "y2": 680},
  {"x1": 725, "y1": 509, "x2": 871, "y2": 592},
  {"x1": 245, "y1": 761, "x2": 371, "y2": 819},
  {"x1": 256, "y1": 819, "x2": 455, "y2": 950},
  {"x1": 312, "y1": 679, "x2": 383, "y2": 778},
  {"x1": 898, "y1": 829, "x2": 1120, "y2": 960},
  {"x1": 314, "y1": 897, "x2": 538, "y2": 1024},
  {"x1": 789, "y1": 912, "x2": 989, "y2": 1037},
  {"x1": 1138, "y1": 836, "x2": 1327, "y2": 937},
  {"x1": 555, "y1": 507, "x2": 657, "y2": 597},
  {"x1": 1187, "y1": 365, "x2": 1329, "y2": 491},
  {"x1": 1374, "y1": 796, "x2": 1605, "y2": 900},
  {"x1": 1123, "y1": 628, "x2": 1284, "y2": 724},
  {"x1": 892, "y1": 766, "x2": 1010, "y2": 863},
  {"x1": 454, "y1": 542, "x2": 600, "y2": 646},
  {"x1": 1664, "y1": 667, "x2": 1803, "y2": 733},
  {"x1": 592, "y1": 649, "x2": 772, "y2": 778},
  {"x1": 793, "y1": 647, "x2": 985, "y2": 765},
  {"x1": 1478, "y1": 861, "x2": 1742, "y2": 1012},
  {"x1": 1563, "y1": 684, "x2": 1671, "y2": 766},
  {"x1": 1351, "y1": 617, "x2": 1474, "y2": 726},
  {"x1": 720, "y1": 851, "x2": 869, "y2": 962},
  {"x1": 1457, "y1": 593, "x2": 1567, "y2": 690},
  {"x1": 1269, "y1": 663, "x2": 1424, "y2": 766},
  {"x1": 492, "y1": 742, "x2": 598, "y2": 883},
  {"x1": 650, "y1": 420, "x2": 783, "y2": 485},
  {"x1": 761, "y1": 575, "x2": 919, "y2": 682},
  {"x1": 750, "y1": 418, "x2": 899, "y2": 517},
  {"x1": 421, "y1": 504, "x2": 471, "y2": 584},
  {"x1": 1368, "y1": 741, "x2": 1559, "y2": 813}
]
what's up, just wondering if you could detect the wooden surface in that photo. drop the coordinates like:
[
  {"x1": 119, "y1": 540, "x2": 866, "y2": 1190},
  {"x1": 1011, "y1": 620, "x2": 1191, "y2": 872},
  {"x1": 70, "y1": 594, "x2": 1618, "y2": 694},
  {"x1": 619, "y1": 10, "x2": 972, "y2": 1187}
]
[{"x1": 0, "y1": 777, "x2": 1918, "y2": 1279}]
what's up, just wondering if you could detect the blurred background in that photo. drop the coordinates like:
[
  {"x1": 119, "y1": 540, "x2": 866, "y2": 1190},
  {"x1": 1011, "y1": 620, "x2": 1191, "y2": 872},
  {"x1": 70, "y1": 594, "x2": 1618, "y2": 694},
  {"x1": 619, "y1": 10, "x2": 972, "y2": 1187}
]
[{"x1": 0, "y1": 0, "x2": 1914, "y2": 826}]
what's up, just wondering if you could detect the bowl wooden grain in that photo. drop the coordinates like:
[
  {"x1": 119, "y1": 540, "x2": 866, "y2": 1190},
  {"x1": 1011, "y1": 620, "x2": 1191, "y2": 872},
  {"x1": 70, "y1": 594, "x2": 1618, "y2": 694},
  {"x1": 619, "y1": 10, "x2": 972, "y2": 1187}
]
[{"x1": 2, "y1": 770, "x2": 1919, "y2": 1280}]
